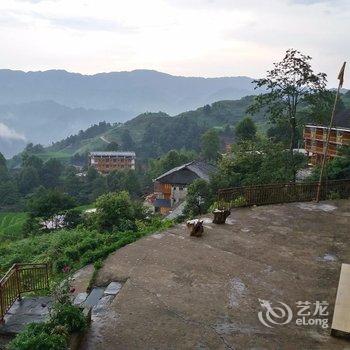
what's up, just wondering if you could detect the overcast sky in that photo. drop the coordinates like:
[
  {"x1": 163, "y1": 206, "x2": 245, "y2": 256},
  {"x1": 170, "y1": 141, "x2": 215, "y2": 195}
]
[{"x1": 0, "y1": 0, "x2": 348, "y2": 87}]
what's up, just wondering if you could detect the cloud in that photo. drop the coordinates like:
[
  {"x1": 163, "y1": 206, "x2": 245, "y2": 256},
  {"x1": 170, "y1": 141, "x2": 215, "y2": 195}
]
[
  {"x1": 0, "y1": 0, "x2": 348, "y2": 88},
  {"x1": 0, "y1": 123, "x2": 26, "y2": 141},
  {"x1": 16, "y1": 0, "x2": 54, "y2": 3},
  {"x1": 49, "y1": 16, "x2": 137, "y2": 33},
  {"x1": 290, "y1": 0, "x2": 333, "y2": 3}
]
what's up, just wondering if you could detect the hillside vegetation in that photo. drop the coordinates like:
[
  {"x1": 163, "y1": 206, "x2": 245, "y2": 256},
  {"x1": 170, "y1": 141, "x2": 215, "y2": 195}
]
[
  {"x1": 0, "y1": 212, "x2": 28, "y2": 241},
  {"x1": 35, "y1": 96, "x2": 262, "y2": 161}
]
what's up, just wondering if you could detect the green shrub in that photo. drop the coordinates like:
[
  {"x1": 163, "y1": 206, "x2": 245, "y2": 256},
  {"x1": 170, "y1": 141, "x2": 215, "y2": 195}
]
[
  {"x1": 327, "y1": 191, "x2": 341, "y2": 200},
  {"x1": 7, "y1": 323, "x2": 67, "y2": 350},
  {"x1": 0, "y1": 217, "x2": 173, "y2": 275},
  {"x1": 230, "y1": 196, "x2": 248, "y2": 208},
  {"x1": 64, "y1": 247, "x2": 80, "y2": 262},
  {"x1": 53, "y1": 257, "x2": 74, "y2": 274},
  {"x1": 50, "y1": 303, "x2": 87, "y2": 333}
]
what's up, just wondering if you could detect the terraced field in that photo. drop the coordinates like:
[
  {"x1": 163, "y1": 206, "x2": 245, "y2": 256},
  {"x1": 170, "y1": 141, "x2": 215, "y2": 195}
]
[{"x1": 0, "y1": 212, "x2": 27, "y2": 240}]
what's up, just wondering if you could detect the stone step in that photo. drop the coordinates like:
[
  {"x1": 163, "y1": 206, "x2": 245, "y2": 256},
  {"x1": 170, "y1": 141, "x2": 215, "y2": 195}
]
[
  {"x1": 92, "y1": 295, "x2": 115, "y2": 316},
  {"x1": 83, "y1": 287, "x2": 105, "y2": 308},
  {"x1": 104, "y1": 282, "x2": 122, "y2": 296},
  {"x1": 83, "y1": 282, "x2": 123, "y2": 311},
  {"x1": 73, "y1": 292, "x2": 88, "y2": 306}
]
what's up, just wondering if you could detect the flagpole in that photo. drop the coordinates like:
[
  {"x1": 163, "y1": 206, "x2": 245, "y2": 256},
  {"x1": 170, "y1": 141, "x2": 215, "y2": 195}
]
[{"x1": 316, "y1": 62, "x2": 346, "y2": 202}]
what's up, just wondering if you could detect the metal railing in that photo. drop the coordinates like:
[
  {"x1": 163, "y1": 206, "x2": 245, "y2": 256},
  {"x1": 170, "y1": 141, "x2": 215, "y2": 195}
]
[
  {"x1": 0, "y1": 263, "x2": 49, "y2": 323},
  {"x1": 218, "y1": 179, "x2": 350, "y2": 207}
]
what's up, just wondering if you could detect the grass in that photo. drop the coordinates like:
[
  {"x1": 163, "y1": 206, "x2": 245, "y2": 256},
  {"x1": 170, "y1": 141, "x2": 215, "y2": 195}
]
[
  {"x1": 75, "y1": 203, "x2": 95, "y2": 211},
  {"x1": 0, "y1": 218, "x2": 174, "y2": 275},
  {"x1": 0, "y1": 212, "x2": 28, "y2": 240}
]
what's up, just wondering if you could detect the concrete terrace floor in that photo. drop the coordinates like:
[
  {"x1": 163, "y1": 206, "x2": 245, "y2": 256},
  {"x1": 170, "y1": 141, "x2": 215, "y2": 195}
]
[{"x1": 81, "y1": 200, "x2": 350, "y2": 350}]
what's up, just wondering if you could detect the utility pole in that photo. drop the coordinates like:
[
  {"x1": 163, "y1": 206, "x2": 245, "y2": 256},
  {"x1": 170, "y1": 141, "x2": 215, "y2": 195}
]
[{"x1": 316, "y1": 62, "x2": 346, "y2": 202}]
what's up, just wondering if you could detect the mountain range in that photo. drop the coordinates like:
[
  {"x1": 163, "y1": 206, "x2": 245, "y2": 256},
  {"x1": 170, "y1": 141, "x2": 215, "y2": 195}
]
[
  {"x1": 9, "y1": 96, "x2": 261, "y2": 168},
  {"x1": 0, "y1": 69, "x2": 260, "y2": 158}
]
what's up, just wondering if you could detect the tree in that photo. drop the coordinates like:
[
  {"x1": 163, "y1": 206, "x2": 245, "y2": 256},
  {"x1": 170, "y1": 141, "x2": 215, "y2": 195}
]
[
  {"x1": 40, "y1": 159, "x2": 63, "y2": 188},
  {"x1": 63, "y1": 208, "x2": 83, "y2": 229},
  {"x1": 106, "y1": 169, "x2": 141, "y2": 197},
  {"x1": 248, "y1": 49, "x2": 326, "y2": 181},
  {"x1": 27, "y1": 187, "x2": 76, "y2": 219},
  {"x1": 22, "y1": 154, "x2": 43, "y2": 170},
  {"x1": 0, "y1": 152, "x2": 9, "y2": 181},
  {"x1": 0, "y1": 181, "x2": 20, "y2": 207},
  {"x1": 201, "y1": 129, "x2": 220, "y2": 162},
  {"x1": 235, "y1": 117, "x2": 257, "y2": 141},
  {"x1": 92, "y1": 191, "x2": 144, "y2": 232},
  {"x1": 25, "y1": 143, "x2": 44, "y2": 154},
  {"x1": 148, "y1": 149, "x2": 196, "y2": 179},
  {"x1": 18, "y1": 166, "x2": 40, "y2": 194},
  {"x1": 210, "y1": 140, "x2": 307, "y2": 193},
  {"x1": 183, "y1": 179, "x2": 212, "y2": 218},
  {"x1": 310, "y1": 145, "x2": 350, "y2": 181},
  {"x1": 63, "y1": 167, "x2": 83, "y2": 198},
  {"x1": 301, "y1": 90, "x2": 346, "y2": 125}
]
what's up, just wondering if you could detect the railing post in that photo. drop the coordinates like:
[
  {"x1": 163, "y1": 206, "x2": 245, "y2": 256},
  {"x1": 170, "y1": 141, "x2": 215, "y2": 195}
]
[
  {"x1": 0, "y1": 283, "x2": 4, "y2": 324},
  {"x1": 45, "y1": 264, "x2": 49, "y2": 289},
  {"x1": 15, "y1": 264, "x2": 21, "y2": 301}
]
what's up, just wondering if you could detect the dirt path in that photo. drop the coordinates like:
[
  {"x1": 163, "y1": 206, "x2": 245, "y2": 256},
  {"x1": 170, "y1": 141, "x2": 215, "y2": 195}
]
[{"x1": 99, "y1": 136, "x2": 110, "y2": 144}]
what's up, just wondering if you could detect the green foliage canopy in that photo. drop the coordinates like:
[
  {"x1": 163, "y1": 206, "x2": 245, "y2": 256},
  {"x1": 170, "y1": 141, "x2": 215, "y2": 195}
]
[
  {"x1": 235, "y1": 117, "x2": 257, "y2": 141},
  {"x1": 201, "y1": 129, "x2": 220, "y2": 162}
]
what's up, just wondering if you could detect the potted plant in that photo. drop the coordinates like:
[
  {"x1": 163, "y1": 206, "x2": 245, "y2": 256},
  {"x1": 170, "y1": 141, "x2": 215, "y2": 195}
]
[{"x1": 211, "y1": 200, "x2": 231, "y2": 224}]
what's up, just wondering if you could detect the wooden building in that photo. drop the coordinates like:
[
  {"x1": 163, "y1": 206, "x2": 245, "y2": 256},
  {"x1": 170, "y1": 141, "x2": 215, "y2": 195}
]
[
  {"x1": 304, "y1": 125, "x2": 350, "y2": 166},
  {"x1": 89, "y1": 151, "x2": 136, "y2": 174},
  {"x1": 153, "y1": 161, "x2": 216, "y2": 215}
]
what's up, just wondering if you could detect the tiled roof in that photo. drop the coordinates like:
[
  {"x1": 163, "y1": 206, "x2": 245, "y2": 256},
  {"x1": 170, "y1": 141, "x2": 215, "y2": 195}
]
[
  {"x1": 90, "y1": 151, "x2": 136, "y2": 157},
  {"x1": 154, "y1": 161, "x2": 217, "y2": 184}
]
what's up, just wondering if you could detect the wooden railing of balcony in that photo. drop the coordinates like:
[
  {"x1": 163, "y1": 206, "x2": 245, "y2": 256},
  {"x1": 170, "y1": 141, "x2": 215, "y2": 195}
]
[
  {"x1": 218, "y1": 179, "x2": 350, "y2": 207},
  {"x1": 0, "y1": 263, "x2": 49, "y2": 323}
]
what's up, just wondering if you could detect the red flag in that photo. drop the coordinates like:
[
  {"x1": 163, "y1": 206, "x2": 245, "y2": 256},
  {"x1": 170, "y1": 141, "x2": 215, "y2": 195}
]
[{"x1": 338, "y1": 62, "x2": 346, "y2": 87}]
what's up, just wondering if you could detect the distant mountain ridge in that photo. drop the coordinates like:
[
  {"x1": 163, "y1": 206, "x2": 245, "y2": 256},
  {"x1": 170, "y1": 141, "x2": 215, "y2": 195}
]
[
  {"x1": 0, "y1": 100, "x2": 133, "y2": 157},
  {"x1": 0, "y1": 69, "x2": 261, "y2": 158},
  {"x1": 0, "y1": 69, "x2": 259, "y2": 113}
]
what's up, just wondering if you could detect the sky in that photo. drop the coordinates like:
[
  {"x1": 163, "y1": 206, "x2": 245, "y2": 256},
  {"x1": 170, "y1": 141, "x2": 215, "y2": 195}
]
[{"x1": 0, "y1": 0, "x2": 349, "y2": 87}]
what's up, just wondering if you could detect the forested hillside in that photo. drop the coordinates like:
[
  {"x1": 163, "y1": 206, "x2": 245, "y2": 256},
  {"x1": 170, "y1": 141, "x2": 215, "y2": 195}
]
[
  {"x1": 23, "y1": 96, "x2": 262, "y2": 163},
  {"x1": 0, "y1": 101, "x2": 132, "y2": 157}
]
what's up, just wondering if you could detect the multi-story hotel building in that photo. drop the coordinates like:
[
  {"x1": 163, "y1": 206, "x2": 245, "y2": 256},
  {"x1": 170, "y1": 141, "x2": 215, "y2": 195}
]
[
  {"x1": 304, "y1": 125, "x2": 350, "y2": 166},
  {"x1": 89, "y1": 151, "x2": 136, "y2": 174}
]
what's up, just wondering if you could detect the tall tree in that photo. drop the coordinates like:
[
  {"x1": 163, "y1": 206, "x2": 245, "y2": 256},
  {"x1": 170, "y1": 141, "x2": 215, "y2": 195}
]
[
  {"x1": 148, "y1": 149, "x2": 196, "y2": 179},
  {"x1": 201, "y1": 129, "x2": 220, "y2": 162},
  {"x1": 18, "y1": 166, "x2": 40, "y2": 194},
  {"x1": 27, "y1": 187, "x2": 76, "y2": 219},
  {"x1": 21, "y1": 154, "x2": 43, "y2": 171},
  {"x1": 302, "y1": 90, "x2": 345, "y2": 125},
  {"x1": 235, "y1": 117, "x2": 257, "y2": 141},
  {"x1": 40, "y1": 158, "x2": 63, "y2": 188},
  {"x1": 0, "y1": 152, "x2": 9, "y2": 181},
  {"x1": 248, "y1": 49, "x2": 327, "y2": 180}
]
